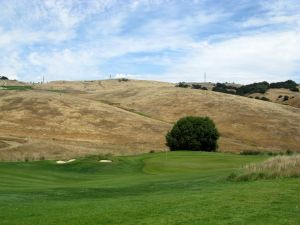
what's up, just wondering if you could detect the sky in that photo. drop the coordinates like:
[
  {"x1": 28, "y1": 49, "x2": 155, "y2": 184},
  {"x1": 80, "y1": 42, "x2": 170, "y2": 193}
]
[{"x1": 0, "y1": 0, "x2": 300, "y2": 84}]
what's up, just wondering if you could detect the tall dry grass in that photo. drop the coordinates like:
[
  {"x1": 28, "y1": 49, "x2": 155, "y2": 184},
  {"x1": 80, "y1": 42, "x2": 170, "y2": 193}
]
[{"x1": 229, "y1": 155, "x2": 300, "y2": 181}]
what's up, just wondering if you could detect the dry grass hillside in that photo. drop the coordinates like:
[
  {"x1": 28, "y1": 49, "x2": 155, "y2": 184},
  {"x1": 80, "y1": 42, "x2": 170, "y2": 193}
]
[
  {"x1": 0, "y1": 79, "x2": 299, "y2": 161},
  {"x1": 249, "y1": 88, "x2": 300, "y2": 108},
  {"x1": 0, "y1": 79, "x2": 27, "y2": 87}
]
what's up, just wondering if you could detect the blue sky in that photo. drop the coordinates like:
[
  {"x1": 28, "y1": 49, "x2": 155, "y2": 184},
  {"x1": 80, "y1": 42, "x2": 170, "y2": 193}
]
[{"x1": 0, "y1": 0, "x2": 300, "y2": 83}]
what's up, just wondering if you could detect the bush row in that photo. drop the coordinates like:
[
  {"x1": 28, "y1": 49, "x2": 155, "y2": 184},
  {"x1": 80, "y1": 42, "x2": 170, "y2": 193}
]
[{"x1": 210, "y1": 80, "x2": 299, "y2": 95}]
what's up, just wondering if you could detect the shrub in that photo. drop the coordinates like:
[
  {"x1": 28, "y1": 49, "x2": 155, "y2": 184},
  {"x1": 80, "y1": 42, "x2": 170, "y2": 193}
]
[
  {"x1": 118, "y1": 78, "x2": 129, "y2": 82},
  {"x1": 192, "y1": 84, "x2": 208, "y2": 90},
  {"x1": 283, "y1": 95, "x2": 289, "y2": 101},
  {"x1": 166, "y1": 116, "x2": 219, "y2": 151},
  {"x1": 191, "y1": 84, "x2": 202, "y2": 89},
  {"x1": 290, "y1": 87, "x2": 299, "y2": 92},
  {"x1": 267, "y1": 152, "x2": 278, "y2": 156},
  {"x1": 260, "y1": 96, "x2": 270, "y2": 101},
  {"x1": 0, "y1": 76, "x2": 8, "y2": 80},
  {"x1": 212, "y1": 83, "x2": 237, "y2": 94},
  {"x1": 176, "y1": 82, "x2": 189, "y2": 88},
  {"x1": 286, "y1": 150, "x2": 294, "y2": 155}
]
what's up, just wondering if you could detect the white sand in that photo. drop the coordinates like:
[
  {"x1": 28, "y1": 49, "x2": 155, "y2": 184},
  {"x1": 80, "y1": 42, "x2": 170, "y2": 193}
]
[
  {"x1": 99, "y1": 159, "x2": 112, "y2": 163},
  {"x1": 56, "y1": 159, "x2": 76, "y2": 164}
]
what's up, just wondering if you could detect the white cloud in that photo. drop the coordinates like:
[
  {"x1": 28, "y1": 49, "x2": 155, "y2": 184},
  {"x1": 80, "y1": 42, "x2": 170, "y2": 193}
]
[
  {"x1": 111, "y1": 73, "x2": 141, "y2": 79},
  {"x1": 0, "y1": 28, "x2": 40, "y2": 47},
  {"x1": 42, "y1": 0, "x2": 118, "y2": 29},
  {"x1": 27, "y1": 49, "x2": 101, "y2": 81},
  {"x1": 0, "y1": 0, "x2": 299, "y2": 83},
  {"x1": 167, "y1": 30, "x2": 300, "y2": 83},
  {"x1": 242, "y1": 0, "x2": 300, "y2": 28},
  {"x1": 0, "y1": 51, "x2": 21, "y2": 80},
  {"x1": 242, "y1": 15, "x2": 300, "y2": 28}
]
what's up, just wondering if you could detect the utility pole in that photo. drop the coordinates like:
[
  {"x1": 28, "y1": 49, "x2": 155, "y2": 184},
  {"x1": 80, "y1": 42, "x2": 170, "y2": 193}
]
[{"x1": 204, "y1": 72, "x2": 207, "y2": 96}]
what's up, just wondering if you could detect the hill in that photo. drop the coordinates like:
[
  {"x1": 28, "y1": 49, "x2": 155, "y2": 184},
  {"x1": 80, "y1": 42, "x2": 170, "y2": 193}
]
[
  {"x1": 0, "y1": 79, "x2": 299, "y2": 160},
  {"x1": 197, "y1": 80, "x2": 300, "y2": 108},
  {"x1": 248, "y1": 88, "x2": 300, "y2": 108}
]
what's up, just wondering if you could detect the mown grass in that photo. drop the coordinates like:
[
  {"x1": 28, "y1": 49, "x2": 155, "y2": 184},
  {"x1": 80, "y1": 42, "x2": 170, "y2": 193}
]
[
  {"x1": 0, "y1": 86, "x2": 32, "y2": 91},
  {"x1": 0, "y1": 151, "x2": 299, "y2": 225}
]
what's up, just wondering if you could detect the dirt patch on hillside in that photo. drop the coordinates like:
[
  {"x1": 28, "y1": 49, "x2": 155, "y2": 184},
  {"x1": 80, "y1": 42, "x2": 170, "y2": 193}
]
[{"x1": 0, "y1": 141, "x2": 9, "y2": 149}]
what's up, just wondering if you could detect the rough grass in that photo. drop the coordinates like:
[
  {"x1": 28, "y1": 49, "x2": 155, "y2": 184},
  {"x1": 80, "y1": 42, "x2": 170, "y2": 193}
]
[{"x1": 229, "y1": 155, "x2": 300, "y2": 181}]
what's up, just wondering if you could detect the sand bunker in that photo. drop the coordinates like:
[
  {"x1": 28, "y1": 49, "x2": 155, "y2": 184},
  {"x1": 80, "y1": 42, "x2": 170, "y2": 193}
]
[
  {"x1": 56, "y1": 159, "x2": 76, "y2": 164},
  {"x1": 99, "y1": 159, "x2": 112, "y2": 163}
]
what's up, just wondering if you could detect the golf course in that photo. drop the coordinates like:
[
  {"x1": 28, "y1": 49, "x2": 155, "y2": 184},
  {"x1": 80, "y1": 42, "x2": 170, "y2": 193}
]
[{"x1": 0, "y1": 151, "x2": 299, "y2": 225}]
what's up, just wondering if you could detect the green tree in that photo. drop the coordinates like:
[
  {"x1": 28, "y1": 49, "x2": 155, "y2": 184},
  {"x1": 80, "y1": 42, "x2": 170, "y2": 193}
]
[
  {"x1": 166, "y1": 116, "x2": 219, "y2": 151},
  {"x1": 0, "y1": 76, "x2": 8, "y2": 80}
]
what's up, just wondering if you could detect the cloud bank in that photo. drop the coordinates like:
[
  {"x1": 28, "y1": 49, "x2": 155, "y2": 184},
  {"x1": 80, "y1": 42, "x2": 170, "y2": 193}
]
[{"x1": 0, "y1": 0, "x2": 299, "y2": 83}]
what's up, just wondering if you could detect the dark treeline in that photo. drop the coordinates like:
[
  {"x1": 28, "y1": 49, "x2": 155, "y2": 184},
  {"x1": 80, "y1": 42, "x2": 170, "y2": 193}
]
[
  {"x1": 212, "y1": 80, "x2": 299, "y2": 95},
  {"x1": 176, "y1": 80, "x2": 299, "y2": 95},
  {"x1": 269, "y1": 80, "x2": 298, "y2": 90},
  {"x1": 236, "y1": 81, "x2": 270, "y2": 95}
]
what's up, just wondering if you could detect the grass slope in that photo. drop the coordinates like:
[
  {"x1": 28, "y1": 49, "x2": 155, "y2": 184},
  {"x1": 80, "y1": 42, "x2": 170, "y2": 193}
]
[
  {"x1": 1, "y1": 79, "x2": 299, "y2": 161},
  {"x1": 86, "y1": 79, "x2": 300, "y2": 152},
  {"x1": 0, "y1": 88, "x2": 169, "y2": 160},
  {"x1": 0, "y1": 152, "x2": 299, "y2": 225},
  {"x1": 249, "y1": 88, "x2": 300, "y2": 108}
]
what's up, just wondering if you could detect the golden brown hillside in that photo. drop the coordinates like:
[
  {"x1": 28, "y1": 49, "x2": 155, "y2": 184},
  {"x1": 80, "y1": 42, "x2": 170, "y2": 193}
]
[
  {"x1": 249, "y1": 87, "x2": 300, "y2": 108},
  {"x1": 0, "y1": 79, "x2": 299, "y2": 161}
]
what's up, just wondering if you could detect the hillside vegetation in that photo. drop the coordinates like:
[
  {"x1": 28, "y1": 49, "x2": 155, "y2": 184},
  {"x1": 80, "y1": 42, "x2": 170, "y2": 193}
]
[
  {"x1": 249, "y1": 88, "x2": 300, "y2": 108},
  {"x1": 0, "y1": 79, "x2": 299, "y2": 160},
  {"x1": 181, "y1": 80, "x2": 300, "y2": 108}
]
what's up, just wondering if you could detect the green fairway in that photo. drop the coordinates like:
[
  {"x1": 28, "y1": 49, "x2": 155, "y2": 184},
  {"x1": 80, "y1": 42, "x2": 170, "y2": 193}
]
[
  {"x1": 0, "y1": 151, "x2": 299, "y2": 225},
  {"x1": 0, "y1": 86, "x2": 32, "y2": 91}
]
